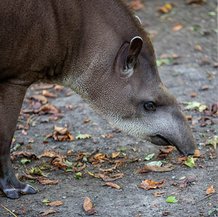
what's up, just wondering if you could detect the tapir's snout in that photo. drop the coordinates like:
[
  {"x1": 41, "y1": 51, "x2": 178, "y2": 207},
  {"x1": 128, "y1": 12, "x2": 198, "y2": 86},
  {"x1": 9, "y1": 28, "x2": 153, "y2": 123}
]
[
  {"x1": 150, "y1": 133, "x2": 196, "y2": 156},
  {"x1": 148, "y1": 109, "x2": 197, "y2": 156}
]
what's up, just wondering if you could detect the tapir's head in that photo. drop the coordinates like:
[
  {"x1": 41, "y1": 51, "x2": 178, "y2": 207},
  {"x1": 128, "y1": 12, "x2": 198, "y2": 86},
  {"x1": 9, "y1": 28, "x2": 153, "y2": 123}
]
[{"x1": 85, "y1": 35, "x2": 196, "y2": 156}]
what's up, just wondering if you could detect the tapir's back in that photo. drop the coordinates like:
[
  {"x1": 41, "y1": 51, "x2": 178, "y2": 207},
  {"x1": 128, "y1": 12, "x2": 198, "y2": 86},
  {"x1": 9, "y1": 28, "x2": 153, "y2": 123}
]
[{"x1": 0, "y1": 0, "x2": 80, "y2": 79}]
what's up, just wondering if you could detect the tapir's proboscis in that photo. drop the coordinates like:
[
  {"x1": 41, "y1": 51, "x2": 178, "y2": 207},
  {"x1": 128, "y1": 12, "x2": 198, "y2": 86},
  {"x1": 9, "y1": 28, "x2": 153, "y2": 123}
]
[{"x1": 0, "y1": 0, "x2": 196, "y2": 199}]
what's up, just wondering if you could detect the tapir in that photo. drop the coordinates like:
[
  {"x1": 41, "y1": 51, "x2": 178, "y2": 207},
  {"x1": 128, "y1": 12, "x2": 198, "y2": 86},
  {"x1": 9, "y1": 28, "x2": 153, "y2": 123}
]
[{"x1": 0, "y1": 0, "x2": 196, "y2": 199}]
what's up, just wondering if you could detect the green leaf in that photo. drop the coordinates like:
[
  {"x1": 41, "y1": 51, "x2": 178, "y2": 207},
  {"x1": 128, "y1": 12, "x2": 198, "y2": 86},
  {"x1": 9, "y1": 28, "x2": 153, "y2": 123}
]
[
  {"x1": 64, "y1": 160, "x2": 73, "y2": 167},
  {"x1": 208, "y1": 11, "x2": 216, "y2": 17},
  {"x1": 166, "y1": 196, "x2": 178, "y2": 203},
  {"x1": 146, "y1": 161, "x2": 163, "y2": 167},
  {"x1": 20, "y1": 158, "x2": 31, "y2": 165},
  {"x1": 144, "y1": 153, "x2": 155, "y2": 161},
  {"x1": 66, "y1": 168, "x2": 73, "y2": 172},
  {"x1": 74, "y1": 172, "x2": 82, "y2": 180},
  {"x1": 191, "y1": 24, "x2": 201, "y2": 32},
  {"x1": 76, "y1": 134, "x2": 92, "y2": 140},
  {"x1": 206, "y1": 136, "x2": 218, "y2": 149},
  {"x1": 11, "y1": 143, "x2": 21, "y2": 152},
  {"x1": 29, "y1": 167, "x2": 44, "y2": 176},
  {"x1": 184, "y1": 101, "x2": 207, "y2": 112},
  {"x1": 117, "y1": 146, "x2": 127, "y2": 152},
  {"x1": 156, "y1": 58, "x2": 174, "y2": 67},
  {"x1": 208, "y1": 208, "x2": 218, "y2": 216},
  {"x1": 42, "y1": 198, "x2": 50, "y2": 205},
  {"x1": 184, "y1": 156, "x2": 195, "y2": 168}
]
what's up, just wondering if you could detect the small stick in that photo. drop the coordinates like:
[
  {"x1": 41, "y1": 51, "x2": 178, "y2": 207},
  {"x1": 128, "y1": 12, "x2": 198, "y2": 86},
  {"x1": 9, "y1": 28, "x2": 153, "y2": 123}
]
[
  {"x1": 0, "y1": 204, "x2": 18, "y2": 217},
  {"x1": 195, "y1": 192, "x2": 217, "y2": 204}
]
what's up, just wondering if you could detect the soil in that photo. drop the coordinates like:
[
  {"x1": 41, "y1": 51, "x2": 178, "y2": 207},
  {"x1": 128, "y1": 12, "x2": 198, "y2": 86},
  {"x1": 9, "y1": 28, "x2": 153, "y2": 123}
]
[{"x1": 0, "y1": 0, "x2": 217, "y2": 217}]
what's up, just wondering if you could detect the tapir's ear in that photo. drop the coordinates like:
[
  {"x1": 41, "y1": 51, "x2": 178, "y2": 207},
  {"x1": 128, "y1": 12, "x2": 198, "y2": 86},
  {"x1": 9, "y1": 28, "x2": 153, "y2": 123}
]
[{"x1": 123, "y1": 36, "x2": 143, "y2": 77}]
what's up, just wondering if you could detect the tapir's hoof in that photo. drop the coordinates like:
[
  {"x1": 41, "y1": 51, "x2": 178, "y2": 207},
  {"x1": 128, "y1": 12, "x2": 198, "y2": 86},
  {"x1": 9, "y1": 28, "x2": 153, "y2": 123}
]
[
  {"x1": 19, "y1": 184, "x2": 37, "y2": 195},
  {"x1": 3, "y1": 188, "x2": 20, "y2": 199},
  {"x1": 0, "y1": 177, "x2": 37, "y2": 199}
]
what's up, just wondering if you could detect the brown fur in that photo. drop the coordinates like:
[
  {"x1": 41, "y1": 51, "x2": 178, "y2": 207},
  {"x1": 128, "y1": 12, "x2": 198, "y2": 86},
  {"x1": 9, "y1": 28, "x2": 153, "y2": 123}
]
[{"x1": 0, "y1": 0, "x2": 196, "y2": 199}]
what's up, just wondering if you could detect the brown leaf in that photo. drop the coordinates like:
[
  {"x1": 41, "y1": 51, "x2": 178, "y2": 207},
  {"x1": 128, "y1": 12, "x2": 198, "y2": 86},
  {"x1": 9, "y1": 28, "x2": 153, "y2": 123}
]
[
  {"x1": 52, "y1": 126, "x2": 74, "y2": 142},
  {"x1": 54, "y1": 85, "x2": 64, "y2": 91},
  {"x1": 104, "y1": 182, "x2": 121, "y2": 190},
  {"x1": 172, "y1": 24, "x2": 183, "y2": 32},
  {"x1": 89, "y1": 153, "x2": 108, "y2": 164},
  {"x1": 190, "y1": 92, "x2": 197, "y2": 98},
  {"x1": 158, "y1": 3, "x2": 174, "y2": 14},
  {"x1": 186, "y1": 0, "x2": 206, "y2": 5},
  {"x1": 129, "y1": 0, "x2": 144, "y2": 11},
  {"x1": 38, "y1": 178, "x2": 59, "y2": 185},
  {"x1": 178, "y1": 176, "x2": 196, "y2": 188},
  {"x1": 160, "y1": 54, "x2": 180, "y2": 59},
  {"x1": 177, "y1": 156, "x2": 187, "y2": 164},
  {"x1": 158, "y1": 146, "x2": 175, "y2": 158},
  {"x1": 194, "y1": 149, "x2": 201, "y2": 158},
  {"x1": 38, "y1": 104, "x2": 60, "y2": 114},
  {"x1": 39, "y1": 150, "x2": 68, "y2": 170},
  {"x1": 48, "y1": 201, "x2": 63, "y2": 207},
  {"x1": 11, "y1": 151, "x2": 38, "y2": 161},
  {"x1": 194, "y1": 44, "x2": 203, "y2": 52},
  {"x1": 153, "y1": 191, "x2": 165, "y2": 197},
  {"x1": 40, "y1": 208, "x2": 57, "y2": 216},
  {"x1": 139, "y1": 179, "x2": 165, "y2": 190},
  {"x1": 138, "y1": 164, "x2": 175, "y2": 173},
  {"x1": 30, "y1": 95, "x2": 48, "y2": 104},
  {"x1": 99, "y1": 164, "x2": 117, "y2": 173},
  {"x1": 42, "y1": 90, "x2": 57, "y2": 98},
  {"x1": 21, "y1": 174, "x2": 59, "y2": 185},
  {"x1": 83, "y1": 197, "x2": 96, "y2": 215},
  {"x1": 99, "y1": 173, "x2": 124, "y2": 182},
  {"x1": 39, "y1": 150, "x2": 62, "y2": 159},
  {"x1": 111, "y1": 152, "x2": 120, "y2": 159},
  {"x1": 206, "y1": 185, "x2": 216, "y2": 195}
]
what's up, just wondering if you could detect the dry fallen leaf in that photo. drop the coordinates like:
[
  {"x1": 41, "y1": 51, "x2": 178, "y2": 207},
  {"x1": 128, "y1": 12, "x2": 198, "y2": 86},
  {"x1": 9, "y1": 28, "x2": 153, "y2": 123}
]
[
  {"x1": 83, "y1": 197, "x2": 96, "y2": 215},
  {"x1": 38, "y1": 104, "x2": 60, "y2": 114},
  {"x1": 158, "y1": 3, "x2": 174, "y2": 14},
  {"x1": 89, "y1": 153, "x2": 108, "y2": 164},
  {"x1": 42, "y1": 90, "x2": 57, "y2": 98},
  {"x1": 48, "y1": 201, "x2": 63, "y2": 207},
  {"x1": 194, "y1": 149, "x2": 201, "y2": 158},
  {"x1": 206, "y1": 185, "x2": 216, "y2": 195},
  {"x1": 39, "y1": 150, "x2": 63, "y2": 158},
  {"x1": 30, "y1": 95, "x2": 48, "y2": 104},
  {"x1": 21, "y1": 174, "x2": 59, "y2": 185},
  {"x1": 104, "y1": 182, "x2": 121, "y2": 190},
  {"x1": 11, "y1": 151, "x2": 38, "y2": 161},
  {"x1": 186, "y1": 0, "x2": 206, "y2": 5},
  {"x1": 54, "y1": 84, "x2": 64, "y2": 91},
  {"x1": 138, "y1": 164, "x2": 175, "y2": 173},
  {"x1": 51, "y1": 126, "x2": 74, "y2": 142},
  {"x1": 139, "y1": 179, "x2": 165, "y2": 190},
  {"x1": 153, "y1": 191, "x2": 165, "y2": 197},
  {"x1": 111, "y1": 152, "x2": 120, "y2": 159},
  {"x1": 173, "y1": 24, "x2": 183, "y2": 32},
  {"x1": 38, "y1": 178, "x2": 59, "y2": 185},
  {"x1": 129, "y1": 0, "x2": 144, "y2": 11},
  {"x1": 40, "y1": 208, "x2": 57, "y2": 216},
  {"x1": 99, "y1": 173, "x2": 124, "y2": 182},
  {"x1": 158, "y1": 146, "x2": 175, "y2": 158}
]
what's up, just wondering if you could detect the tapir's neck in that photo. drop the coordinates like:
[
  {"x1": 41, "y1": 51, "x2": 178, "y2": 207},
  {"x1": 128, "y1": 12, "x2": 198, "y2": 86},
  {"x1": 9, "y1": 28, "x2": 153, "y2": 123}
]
[{"x1": 61, "y1": 0, "x2": 144, "y2": 99}]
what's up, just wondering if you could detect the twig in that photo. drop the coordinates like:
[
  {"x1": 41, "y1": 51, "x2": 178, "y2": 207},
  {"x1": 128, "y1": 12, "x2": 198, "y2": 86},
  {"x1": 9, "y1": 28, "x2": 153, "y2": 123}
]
[
  {"x1": 195, "y1": 192, "x2": 217, "y2": 204},
  {"x1": 0, "y1": 204, "x2": 18, "y2": 217}
]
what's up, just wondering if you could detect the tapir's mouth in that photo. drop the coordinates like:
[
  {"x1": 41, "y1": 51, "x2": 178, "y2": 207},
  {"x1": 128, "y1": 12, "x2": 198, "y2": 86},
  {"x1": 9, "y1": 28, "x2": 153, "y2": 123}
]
[{"x1": 150, "y1": 134, "x2": 185, "y2": 155}]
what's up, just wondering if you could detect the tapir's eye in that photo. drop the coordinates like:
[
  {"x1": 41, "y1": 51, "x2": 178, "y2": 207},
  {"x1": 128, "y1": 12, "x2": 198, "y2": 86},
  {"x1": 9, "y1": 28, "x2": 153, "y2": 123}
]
[{"x1": 144, "y1": 101, "x2": 156, "y2": 111}]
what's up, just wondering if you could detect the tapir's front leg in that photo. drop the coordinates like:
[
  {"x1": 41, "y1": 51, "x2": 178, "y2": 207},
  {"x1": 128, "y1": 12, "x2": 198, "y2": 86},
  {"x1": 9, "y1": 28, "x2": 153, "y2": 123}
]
[{"x1": 0, "y1": 82, "x2": 37, "y2": 199}]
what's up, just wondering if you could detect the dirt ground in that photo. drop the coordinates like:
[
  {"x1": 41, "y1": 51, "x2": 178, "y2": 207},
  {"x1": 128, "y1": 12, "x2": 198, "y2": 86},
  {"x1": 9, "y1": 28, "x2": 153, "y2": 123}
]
[{"x1": 0, "y1": 0, "x2": 217, "y2": 217}]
